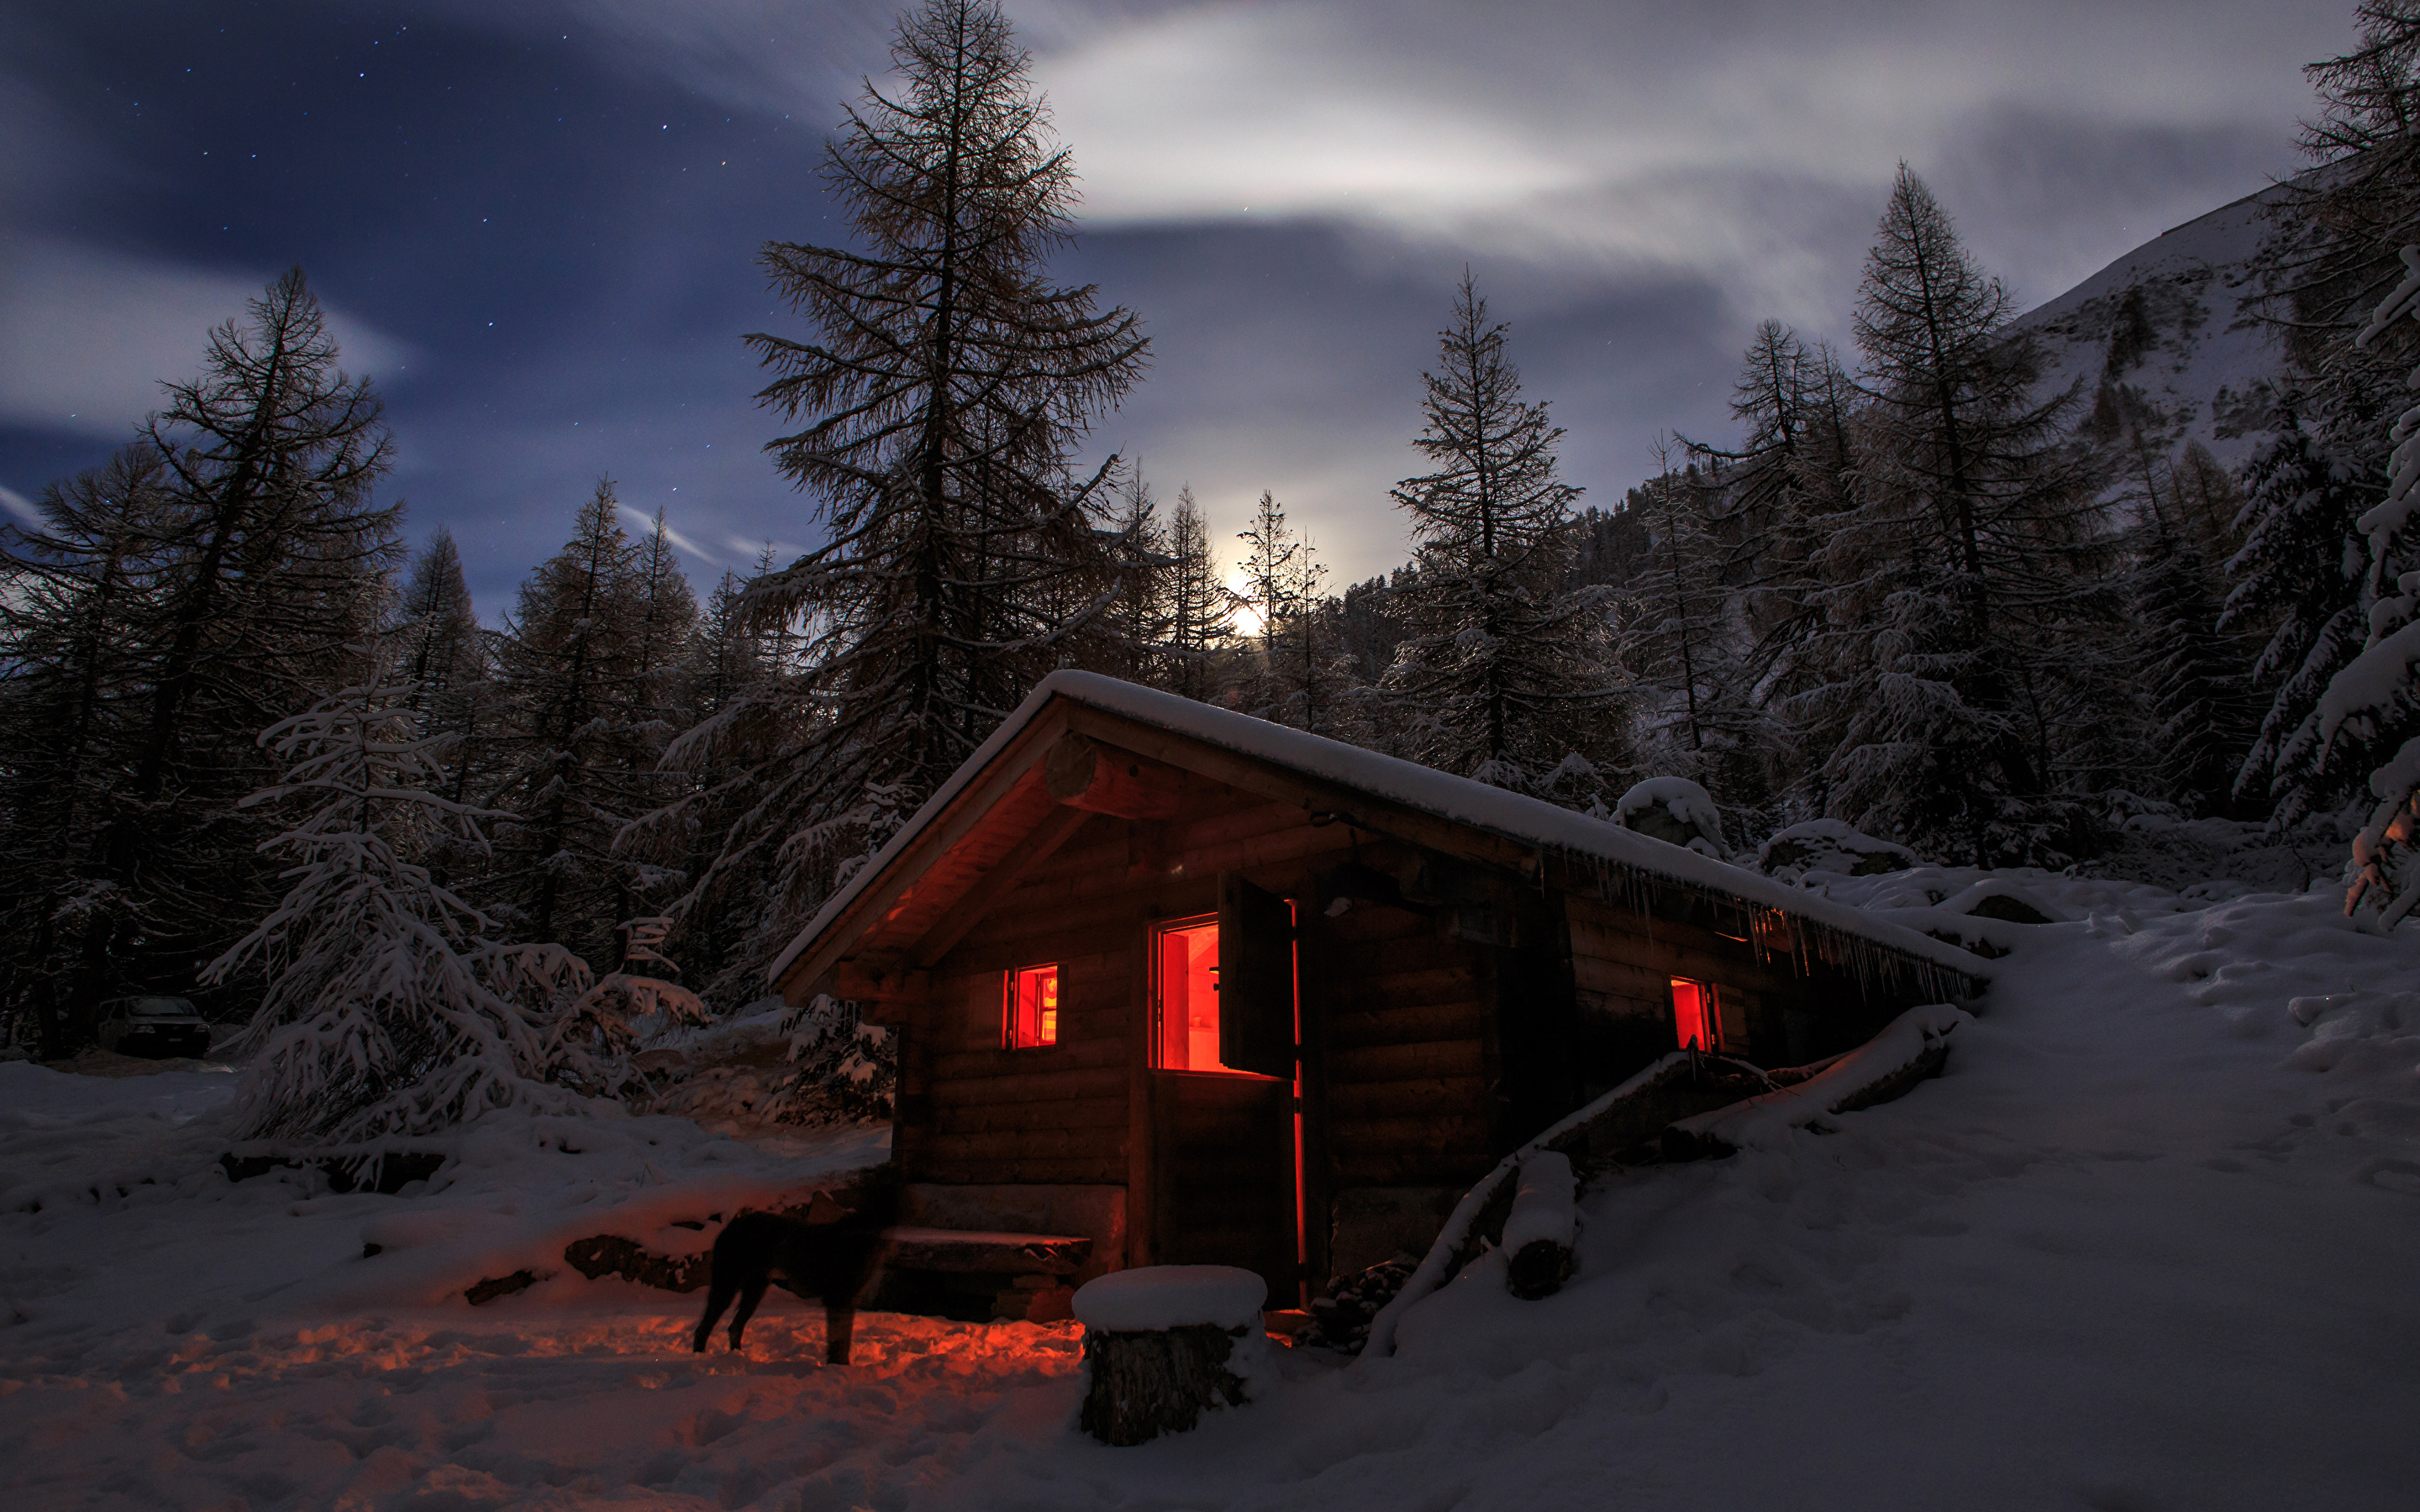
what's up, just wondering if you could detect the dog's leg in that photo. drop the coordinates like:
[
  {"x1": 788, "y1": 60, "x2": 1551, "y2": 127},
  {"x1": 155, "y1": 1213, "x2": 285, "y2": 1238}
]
[
  {"x1": 823, "y1": 1297, "x2": 855, "y2": 1365},
  {"x1": 692, "y1": 1275, "x2": 738, "y2": 1353},
  {"x1": 819, "y1": 1226, "x2": 882, "y2": 1366},
  {"x1": 727, "y1": 1278, "x2": 771, "y2": 1352}
]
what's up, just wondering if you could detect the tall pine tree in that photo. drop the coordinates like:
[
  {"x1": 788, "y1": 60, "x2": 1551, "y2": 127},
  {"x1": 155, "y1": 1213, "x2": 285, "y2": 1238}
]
[
  {"x1": 646, "y1": 0, "x2": 1148, "y2": 990},
  {"x1": 1818, "y1": 167, "x2": 2108, "y2": 865},
  {"x1": 2, "y1": 270, "x2": 401, "y2": 1031},
  {"x1": 1386, "y1": 273, "x2": 1612, "y2": 801},
  {"x1": 489, "y1": 484, "x2": 696, "y2": 971}
]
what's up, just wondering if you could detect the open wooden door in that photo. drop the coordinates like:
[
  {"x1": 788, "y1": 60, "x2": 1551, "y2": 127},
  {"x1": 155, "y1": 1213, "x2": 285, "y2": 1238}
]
[
  {"x1": 1150, "y1": 875, "x2": 1300, "y2": 1304},
  {"x1": 1218, "y1": 874, "x2": 1296, "y2": 1078}
]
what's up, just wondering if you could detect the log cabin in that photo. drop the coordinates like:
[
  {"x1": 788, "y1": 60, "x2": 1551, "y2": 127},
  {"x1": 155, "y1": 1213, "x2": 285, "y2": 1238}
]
[{"x1": 770, "y1": 672, "x2": 1990, "y2": 1308}]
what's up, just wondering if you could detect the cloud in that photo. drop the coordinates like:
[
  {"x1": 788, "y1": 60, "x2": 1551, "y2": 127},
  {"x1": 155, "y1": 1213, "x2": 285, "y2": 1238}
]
[
  {"x1": 614, "y1": 501, "x2": 726, "y2": 568},
  {"x1": 424, "y1": 0, "x2": 892, "y2": 120},
  {"x1": 0, "y1": 483, "x2": 39, "y2": 524},
  {"x1": 0, "y1": 239, "x2": 420, "y2": 438},
  {"x1": 1028, "y1": 0, "x2": 2338, "y2": 309},
  {"x1": 415, "y1": 0, "x2": 2341, "y2": 337}
]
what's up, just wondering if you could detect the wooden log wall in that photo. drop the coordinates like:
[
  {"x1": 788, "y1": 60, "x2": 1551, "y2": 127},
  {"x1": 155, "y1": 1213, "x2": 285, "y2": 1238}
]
[
  {"x1": 881, "y1": 738, "x2": 1971, "y2": 1287},
  {"x1": 1564, "y1": 892, "x2": 1919, "y2": 1087},
  {"x1": 901, "y1": 781, "x2": 1367, "y2": 1182},
  {"x1": 1313, "y1": 893, "x2": 1492, "y2": 1189}
]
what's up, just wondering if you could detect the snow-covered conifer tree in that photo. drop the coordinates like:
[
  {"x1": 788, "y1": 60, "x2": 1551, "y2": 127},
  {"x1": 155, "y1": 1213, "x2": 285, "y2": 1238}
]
[
  {"x1": 2316, "y1": 247, "x2": 2420, "y2": 925},
  {"x1": 1386, "y1": 274, "x2": 1613, "y2": 800},
  {"x1": 210, "y1": 669, "x2": 618, "y2": 1142},
  {"x1": 1815, "y1": 167, "x2": 2109, "y2": 865},
  {"x1": 490, "y1": 484, "x2": 697, "y2": 969},
  {"x1": 741, "y1": 0, "x2": 1148, "y2": 860}
]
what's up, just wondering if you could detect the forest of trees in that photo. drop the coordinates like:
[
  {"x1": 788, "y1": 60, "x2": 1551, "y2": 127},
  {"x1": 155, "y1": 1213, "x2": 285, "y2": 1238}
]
[{"x1": 5, "y1": 0, "x2": 2420, "y2": 1122}]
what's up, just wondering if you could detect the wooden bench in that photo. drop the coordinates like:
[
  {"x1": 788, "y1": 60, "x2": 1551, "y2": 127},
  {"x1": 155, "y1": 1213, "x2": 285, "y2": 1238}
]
[{"x1": 874, "y1": 1226, "x2": 1092, "y2": 1321}]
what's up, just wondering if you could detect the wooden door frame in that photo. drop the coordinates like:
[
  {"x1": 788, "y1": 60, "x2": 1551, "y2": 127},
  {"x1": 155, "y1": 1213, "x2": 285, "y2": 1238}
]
[{"x1": 1135, "y1": 896, "x2": 1307, "y2": 1299}]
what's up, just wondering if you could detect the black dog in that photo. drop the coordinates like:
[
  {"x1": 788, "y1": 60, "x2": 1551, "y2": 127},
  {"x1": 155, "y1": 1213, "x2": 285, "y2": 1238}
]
[{"x1": 690, "y1": 1205, "x2": 888, "y2": 1363}]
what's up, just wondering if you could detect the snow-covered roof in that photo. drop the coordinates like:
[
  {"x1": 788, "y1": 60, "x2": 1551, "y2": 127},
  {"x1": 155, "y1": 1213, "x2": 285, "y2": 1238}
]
[{"x1": 768, "y1": 671, "x2": 1993, "y2": 988}]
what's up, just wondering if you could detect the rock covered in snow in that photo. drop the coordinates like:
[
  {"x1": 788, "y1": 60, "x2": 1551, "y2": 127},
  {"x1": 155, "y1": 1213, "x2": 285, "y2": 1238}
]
[
  {"x1": 1757, "y1": 818, "x2": 1919, "y2": 879},
  {"x1": 1612, "y1": 776, "x2": 1726, "y2": 857},
  {"x1": 1935, "y1": 878, "x2": 2070, "y2": 926},
  {"x1": 1073, "y1": 1264, "x2": 1266, "y2": 1332}
]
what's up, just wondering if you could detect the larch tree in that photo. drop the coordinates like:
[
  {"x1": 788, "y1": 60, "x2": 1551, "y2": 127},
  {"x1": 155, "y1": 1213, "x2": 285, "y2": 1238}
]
[
  {"x1": 489, "y1": 483, "x2": 695, "y2": 971},
  {"x1": 1820, "y1": 166, "x2": 2107, "y2": 865},
  {"x1": 24, "y1": 269, "x2": 402, "y2": 1021},
  {"x1": 1234, "y1": 491, "x2": 1355, "y2": 736},
  {"x1": 0, "y1": 444, "x2": 171, "y2": 1053},
  {"x1": 395, "y1": 528, "x2": 487, "y2": 804},
  {"x1": 1161, "y1": 484, "x2": 1230, "y2": 701},
  {"x1": 718, "y1": 0, "x2": 1148, "y2": 967},
  {"x1": 1619, "y1": 440, "x2": 1762, "y2": 810},
  {"x1": 1385, "y1": 273, "x2": 1611, "y2": 801},
  {"x1": 2124, "y1": 444, "x2": 2259, "y2": 815},
  {"x1": 1235, "y1": 488, "x2": 1308, "y2": 708},
  {"x1": 1103, "y1": 464, "x2": 1175, "y2": 686},
  {"x1": 1689, "y1": 325, "x2": 1861, "y2": 795}
]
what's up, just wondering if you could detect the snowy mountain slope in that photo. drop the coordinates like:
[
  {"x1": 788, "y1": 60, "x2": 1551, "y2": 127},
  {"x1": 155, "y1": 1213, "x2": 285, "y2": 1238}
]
[
  {"x1": 2015, "y1": 182, "x2": 2289, "y2": 468},
  {"x1": 4, "y1": 860, "x2": 2417, "y2": 1509}
]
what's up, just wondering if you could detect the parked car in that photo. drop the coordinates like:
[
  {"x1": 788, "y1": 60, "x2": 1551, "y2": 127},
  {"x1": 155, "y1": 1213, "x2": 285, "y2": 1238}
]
[{"x1": 95, "y1": 997, "x2": 213, "y2": 1058}]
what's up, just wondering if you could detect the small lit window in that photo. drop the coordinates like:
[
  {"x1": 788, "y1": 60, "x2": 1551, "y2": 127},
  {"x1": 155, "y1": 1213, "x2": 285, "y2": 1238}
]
[
  {"x1": 1671, "y1": 976, "x2": 1719, "y2": 1053},
  {"x1": 1004, "y1": 963, "x2": 1058, "y2": 1048}
]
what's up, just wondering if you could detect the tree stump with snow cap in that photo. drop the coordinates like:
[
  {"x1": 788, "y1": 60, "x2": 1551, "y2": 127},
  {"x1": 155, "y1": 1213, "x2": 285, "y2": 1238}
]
[{"x1": 1075, "y1": 1266, "x2": 1271, "y2": 1446}]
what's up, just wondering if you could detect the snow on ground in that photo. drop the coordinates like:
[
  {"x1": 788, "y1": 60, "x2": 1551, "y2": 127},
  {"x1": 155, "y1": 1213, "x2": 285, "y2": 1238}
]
[{"x1": 8, "y1": 862, "x2": 2420, "y2": 1509}]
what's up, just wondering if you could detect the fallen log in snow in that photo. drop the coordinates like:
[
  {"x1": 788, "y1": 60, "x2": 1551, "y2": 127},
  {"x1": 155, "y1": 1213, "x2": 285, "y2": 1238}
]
[
  {"x1": 1360, "y1": 1052, "x2": 1768, "y2": 1357},
  {"x1": 1662, "y1": 1003, "x2": 1968, "y2": 1159},
  {"x1": 1502, "y1": 1152, "x2": 1576, "y2": 1300}
]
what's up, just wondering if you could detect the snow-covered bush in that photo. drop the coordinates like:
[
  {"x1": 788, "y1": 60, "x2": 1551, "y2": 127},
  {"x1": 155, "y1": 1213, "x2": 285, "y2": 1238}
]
[
  {"x1": 1756, "y1": 818, "x2": 1920, "y2": 879},
  {"x1": 208, "y1": 672, "x2": 638, "y2": 1142},
  {"x1": 773, "y1": 994, "x2": 897, "y2": 1123},
  {"x1": 1612, "y1": 776, "x2": 1726, "y2": 856},
  {"x1": 2323, "y1": 246, "x2": 2420, "y2": 927}
]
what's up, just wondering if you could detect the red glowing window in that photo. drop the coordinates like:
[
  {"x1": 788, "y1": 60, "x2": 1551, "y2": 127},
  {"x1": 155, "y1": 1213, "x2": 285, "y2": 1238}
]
[
  {"x1": 1153, "y1": 916, "x2": 1235, "y2": 1072},
  {"x1": 1671, "y1": 976, "x2": 1719, "y2": 1053},
  {"x1": 1004, "y1": 963, "x2": 1059, "y2": 1049}
]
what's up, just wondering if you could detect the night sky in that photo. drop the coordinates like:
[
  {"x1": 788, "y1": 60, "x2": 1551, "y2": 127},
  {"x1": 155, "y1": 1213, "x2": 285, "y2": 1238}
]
[{"x1": 0, "y1": 0, "x2": 2353, "y2": 617}]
